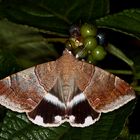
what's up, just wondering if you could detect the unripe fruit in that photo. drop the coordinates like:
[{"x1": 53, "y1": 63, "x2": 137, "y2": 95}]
[
  {"x1": 92, "y1": 46, "x2": 107, "y2": 61},
  {"x1": 87, "y1": 54, "x2": 97, "y2": 64},
  {"x1": 84, "y1": 36, "x2": 97, "y2": 51},
  {"x1": 80, "y1": 23, "x2": 97, "y2": 38}
]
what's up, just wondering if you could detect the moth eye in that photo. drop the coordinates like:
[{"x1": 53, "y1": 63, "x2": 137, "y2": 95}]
[
  {"x1": 69, "y1": 25, "x2": 81, "y2": 38},
  {"x1": 96, "y1": 31, "x2": 108, "y2": 46}
]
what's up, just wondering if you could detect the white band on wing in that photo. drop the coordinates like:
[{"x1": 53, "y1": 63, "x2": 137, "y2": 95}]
[
  {"x1": 44, "y1": 93, "x2": 66, "y2": 108},
  {"x1": 67, "y1": 93, "x2": 86, "y2": 107}
]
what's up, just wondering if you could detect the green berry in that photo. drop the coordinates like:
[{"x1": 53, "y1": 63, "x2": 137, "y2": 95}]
[
  {"x1": 87, "y1": 54, "x2": 97, "y2": 64},
  {"x1": 92, "y1": 46, "x2": 107, "y2": 61},
  {"x1": 80, "y1": 23, "x2": 97, "y2": 38},
  {"x1": 84, "y1": 36, "x2": 97, "y2": 51}
]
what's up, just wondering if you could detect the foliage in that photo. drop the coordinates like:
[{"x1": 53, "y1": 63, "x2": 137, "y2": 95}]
[{"x1": 0, "y1": 0, "x2": 140, "y2": 139}]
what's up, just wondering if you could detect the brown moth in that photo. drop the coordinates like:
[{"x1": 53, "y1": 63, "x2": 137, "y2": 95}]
[{"x1": 0, "y1": 49, "x2": 135, "y2": 127}]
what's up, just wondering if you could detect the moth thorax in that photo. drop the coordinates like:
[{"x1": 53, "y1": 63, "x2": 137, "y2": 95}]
[{"x1": 62, "y1": 85, "x2": 73, "y2": 103}]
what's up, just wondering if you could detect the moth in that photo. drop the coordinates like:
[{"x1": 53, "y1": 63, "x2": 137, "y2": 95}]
[{"x1": 0, "y1": 49, "x2": 135, "y2": 127}]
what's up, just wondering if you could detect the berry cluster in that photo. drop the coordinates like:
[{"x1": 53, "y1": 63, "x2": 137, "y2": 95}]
[{"x1": 66, "y1": 23, "x2": 107, "y2": 63}]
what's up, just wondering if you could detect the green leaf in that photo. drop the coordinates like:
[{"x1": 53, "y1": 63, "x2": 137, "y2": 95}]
[
  {"x1": 106, "y1": 43, "x2": 134, "y2": 68},
  {"x1": 128, "y1": 135, "x2": 140, "y2": 140},
  {"x1": 0, "y1": 0, "x2": 109, "y2": 35},
  {"x1": 106, "y1": 70, "x2": 133, "y2": 75},
  {"x1": 0, "y1": 20, "x2": 60, "y2": 77},
  {"x1": 117, "y1": 133, "x2": 140, "y2": 140},
  {"x1": 96, "y1": 9, "x2": 140, "y2": 39},
  {"x1": 1, "y1": 100, "x2": 135, "y2": 140},
  {"x1": 0, "y1": 111, "x2": 69, "y2": 140}
]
